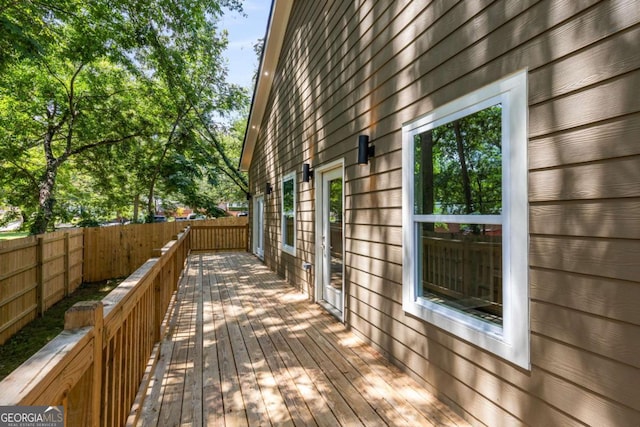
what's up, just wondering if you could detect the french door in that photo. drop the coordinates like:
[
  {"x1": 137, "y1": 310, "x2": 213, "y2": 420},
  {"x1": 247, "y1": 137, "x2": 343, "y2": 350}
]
[
  {"x1": 253, "y1": 195, "x2": 264, "y2": 259},
  {"x1": 316, "y1": 165, "x2": 344, "y2": 319}
]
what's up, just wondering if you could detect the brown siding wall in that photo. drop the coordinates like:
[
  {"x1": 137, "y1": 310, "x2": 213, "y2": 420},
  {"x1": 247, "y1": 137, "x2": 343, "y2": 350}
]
[{"x1": 248, "y1": 0, "x2": 640, "y2": 425}]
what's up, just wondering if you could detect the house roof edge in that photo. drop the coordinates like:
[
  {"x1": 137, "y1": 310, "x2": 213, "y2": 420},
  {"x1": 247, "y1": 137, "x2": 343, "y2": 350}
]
[{"x1": 239, "y1": 0, "x2": 293, "y2": 172}]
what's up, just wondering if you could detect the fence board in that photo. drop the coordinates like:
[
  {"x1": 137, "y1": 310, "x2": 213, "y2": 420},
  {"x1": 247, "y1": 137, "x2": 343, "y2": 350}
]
[
  {"x1": 190, "y1": 224, "x2": 249, "y2": 252},
  {"x1": 82, "y1": 218, "x2": 247, "y2": 282},
  {"x1": 0, "y1": 229, "x2": 84, "y2": 344}
]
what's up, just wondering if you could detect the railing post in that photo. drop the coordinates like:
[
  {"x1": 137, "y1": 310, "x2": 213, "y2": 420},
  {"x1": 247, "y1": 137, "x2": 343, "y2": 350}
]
[
  {"x1": 64, "y1": 301, "x2": 104, "y2": 427},
  {"x1": 153, "y1": 275, "x2": 163, "y2": 342}
]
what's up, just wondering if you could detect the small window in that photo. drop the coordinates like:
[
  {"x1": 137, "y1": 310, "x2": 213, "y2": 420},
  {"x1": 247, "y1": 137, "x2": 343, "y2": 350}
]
[
  {"x1": 402, "y1": 70, "x2": 529, "y2": 369},
  {"x1": 281, "y1": 172, "x2": 296, "y2": 255}
]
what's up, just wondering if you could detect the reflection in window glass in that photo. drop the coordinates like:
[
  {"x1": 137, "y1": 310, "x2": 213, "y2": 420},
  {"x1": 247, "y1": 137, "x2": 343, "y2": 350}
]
[
  {"x1": 282, "y1": 176, "x2": 295, "y2": 249},
  {"x1": 414, "y1": 104, "x2": 502, "y2": 215},
  {"x1": 418, "y1": 223, "x2": 502, "y2": 325},
  {"x1": 329, "y1": 177, "x2": 343, "y2": 291},
  {"x1": 413, "y1": 103, "x2": 503, "y2": 325}
]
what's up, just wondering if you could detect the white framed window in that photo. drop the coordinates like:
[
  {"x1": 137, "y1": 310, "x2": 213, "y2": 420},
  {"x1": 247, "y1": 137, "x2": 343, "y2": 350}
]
[
  {"x1": 402, "y1": 70, "x2": 529, "y2": 369},
  {"x1": 281, "y1": 172, "x2": 296, "y2": 255}
]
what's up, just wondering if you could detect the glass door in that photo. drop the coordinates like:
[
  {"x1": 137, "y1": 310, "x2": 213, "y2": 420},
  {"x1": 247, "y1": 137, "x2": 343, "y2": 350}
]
[
  {"x1": 253, "y1": 195, "x2": 264, "y2": 259},
  {"x1": 321, "y1": 168, "x2": 343, "y2": 315}
]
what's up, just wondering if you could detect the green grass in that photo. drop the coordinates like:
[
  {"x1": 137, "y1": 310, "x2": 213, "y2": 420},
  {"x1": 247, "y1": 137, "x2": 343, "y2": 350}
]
[
  {"x1": 0, "y1": 279, "x2": 121, "y2": 381},
  {"x1": 0, "y1": 231, "x2": 29, "y2": 240}
]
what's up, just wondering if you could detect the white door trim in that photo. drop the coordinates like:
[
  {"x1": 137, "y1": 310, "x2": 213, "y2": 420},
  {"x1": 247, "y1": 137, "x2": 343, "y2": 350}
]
[
  {"x1": 253, "y1": 194, "x2": 265, "y2": 259},
  {"x1": 314, "y1": 159, "x2": 345, "y2": 321}
]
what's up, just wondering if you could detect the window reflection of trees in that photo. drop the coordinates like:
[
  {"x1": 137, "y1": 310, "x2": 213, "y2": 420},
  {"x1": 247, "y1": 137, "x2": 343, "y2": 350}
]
[
  {"x1": 415, "y1": 105, "x2": 504, "y2": 324},
  {"x1": 415, "y1": 104, "x2": 502, "y2": 216},
  {"x1": 282, "y1": 177, "x2": 295, "y2": 248}
]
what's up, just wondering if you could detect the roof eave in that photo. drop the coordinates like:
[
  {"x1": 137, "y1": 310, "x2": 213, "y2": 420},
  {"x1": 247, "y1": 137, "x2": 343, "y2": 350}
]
[{"x1": 239, "y1": 0, "x2": 293, "y2": 172}]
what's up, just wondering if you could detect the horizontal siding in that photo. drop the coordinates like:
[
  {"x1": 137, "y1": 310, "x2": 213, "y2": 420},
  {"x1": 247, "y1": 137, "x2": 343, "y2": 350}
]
[
  {"x1": 530, "y1": 200, "x2": 640, "y2": 239},
  {"x1": 351, "y1": 282, "x2": 640, "y2": 423},
  {"x1": 529, "y1": 113, "x2": 640, "y2": 169},
  {"x1": 530, "y1": 235, "x2": 640, "y2": 282},
  {"x1": 529, "y1": 155, "x2": 640, "y2": 201},
  {"x1": 531, "y1": 300, "x2": 639, "y2": 369},
  {"x1": 249, "y1": 0, "x2": 640, "y2": 425},
  {"x1": 347, "y1": 296, "x2": 584, "y2": 427},
  {"x1": 531, "y1": 268, "x2": 640, "y2": 325}
]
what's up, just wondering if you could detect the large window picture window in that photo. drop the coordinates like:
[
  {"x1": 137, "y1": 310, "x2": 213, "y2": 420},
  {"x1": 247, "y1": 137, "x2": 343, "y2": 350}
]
[
  {"x1": 402, "y1": 71, "x2": 529, "y2": 368},
  {"x1": 281, "y1": 172, "x2": 296, "y2": 255}
]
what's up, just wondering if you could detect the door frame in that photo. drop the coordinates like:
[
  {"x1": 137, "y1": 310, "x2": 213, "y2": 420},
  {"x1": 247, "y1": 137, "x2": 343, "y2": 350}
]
[
  {"x1": 314, "y1": 159, "x2": 345, "y2": 321},
  {"x1": 253, "y1": 194, "x2": 265, "y2": 259}
]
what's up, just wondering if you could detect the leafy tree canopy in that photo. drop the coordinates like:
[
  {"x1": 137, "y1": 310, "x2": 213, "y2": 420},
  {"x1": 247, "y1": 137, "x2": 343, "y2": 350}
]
[{"x1": 0, "y1": 0, "x2": 251, "y2": 233}]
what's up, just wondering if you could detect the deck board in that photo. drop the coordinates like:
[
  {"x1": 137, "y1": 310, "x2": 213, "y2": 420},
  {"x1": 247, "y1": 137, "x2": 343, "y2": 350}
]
[{"x1": 136, "y1": 252, "x2": 469, "y2": 427}]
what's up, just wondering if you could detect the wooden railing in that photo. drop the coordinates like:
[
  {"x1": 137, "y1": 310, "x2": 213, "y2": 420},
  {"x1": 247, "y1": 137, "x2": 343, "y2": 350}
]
[
  {"x1": 422, "y1": 235, "x2": 502, "y2": 317},
  {"x1": 0, "y1": 228, "x2": 189, "y2": 426},
  {"x1": 0, "y1": 222, "x2": 248, "y2": 426},
  {"x1": 0, "y1": 229, "x2": 84, "y2": 344}
]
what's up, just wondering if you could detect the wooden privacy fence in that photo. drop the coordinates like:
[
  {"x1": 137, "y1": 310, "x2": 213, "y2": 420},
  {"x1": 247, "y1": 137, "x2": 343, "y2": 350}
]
[
  {"x1": 84, "y1": 217, "x2": 248, "y2": 282},
  {"x1": 0, "y1": 229, "x2": 84, "y2": 344},
  {"x1": 0, "y1": 228, "x2": 190, "y2": 427},
  {"x1": 0, "y1": 217, "x2": 248, "y2": 345},
  {"x1": 190, "y1": 224, "x2": 249, "y2": 252}
]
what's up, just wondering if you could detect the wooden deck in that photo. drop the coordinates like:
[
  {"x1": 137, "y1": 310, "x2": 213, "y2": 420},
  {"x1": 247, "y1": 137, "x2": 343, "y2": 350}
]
[{"x1": 136, "y1": 252, "x2": 469, "y2": 427}]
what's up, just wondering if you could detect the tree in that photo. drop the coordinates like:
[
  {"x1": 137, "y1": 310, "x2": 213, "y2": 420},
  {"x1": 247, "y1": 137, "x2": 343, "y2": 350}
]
[
  {"x1": 0, "y1": 55, "x2": 150, "y2": 233},
  {"x1": 0, "y1": 0, "x2": 248, "y2": 232},
  {"x1": 415, "y1": 104, "x2": 502, "y2": 218},
  {"x1": 0, "y1": 0, "x2": 71, "y2": 68}
]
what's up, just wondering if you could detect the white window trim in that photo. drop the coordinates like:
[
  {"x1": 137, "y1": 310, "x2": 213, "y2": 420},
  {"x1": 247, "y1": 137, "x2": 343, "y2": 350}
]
[
  {"x1": 401, "y1": 70, "x2": 530, "y2": 369},
  {"x1": 281, "y1": 171, "x2": 296, "y2": 256}
]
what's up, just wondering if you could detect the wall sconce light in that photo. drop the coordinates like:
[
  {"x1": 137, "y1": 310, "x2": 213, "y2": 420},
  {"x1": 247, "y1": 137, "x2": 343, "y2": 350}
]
[
  {"x1": 265, "y1": 182, "x2": 273, "y2": 195},
  {"x1": 302, "y1": 163, "x2": 314, "y2": 182},
  {"x1": 357, "y1": 134, "x2": 375, "y2": 165},
  {"x1": 245, "y1": 191, "x2": 252, "y2": 200}
]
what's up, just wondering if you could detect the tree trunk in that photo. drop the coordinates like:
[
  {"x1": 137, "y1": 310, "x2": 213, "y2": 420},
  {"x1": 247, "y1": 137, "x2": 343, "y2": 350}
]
[
  {"x1": 419, "y1": 131, "x2": 435, "y2": 232},
  {"x1": 453, "y1": 121, "x2": 473, "y2": 214},
  {"x1": 31, "y1": 165, "x2": 58, "y2": 234},
  {"x1": 31, "y1": 125, "x2": 60, "y2": 235},
  {"x1": 147, "y1": 185, "x2": 155, "y2": 223},
  {"x1": 133, "y1": 194, "x2": 140, "y2": 222}
]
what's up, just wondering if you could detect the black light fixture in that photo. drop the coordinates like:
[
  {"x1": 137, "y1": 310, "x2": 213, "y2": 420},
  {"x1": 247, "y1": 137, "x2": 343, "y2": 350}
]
[
  {"x1": 357, "y1": 134, "x2": 375, "y2": 165},
  {"x1": 245, "y1": 191, "x2": 252, "y2": 200},
  {"x1": 302, "y1": 163, "x2": 314, "y2": 182},
  {"x1": 265, "y1": 182, "x2": 273, "y2": 195}
]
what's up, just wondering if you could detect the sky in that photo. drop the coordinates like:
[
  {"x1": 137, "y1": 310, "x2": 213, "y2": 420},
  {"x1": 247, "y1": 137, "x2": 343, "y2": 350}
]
[{"x1": 221, "y1": 1, "x2": 272, "y2": 90}]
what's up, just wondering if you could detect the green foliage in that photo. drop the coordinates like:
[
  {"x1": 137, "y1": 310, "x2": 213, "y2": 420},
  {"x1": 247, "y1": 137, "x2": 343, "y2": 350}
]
[
  {"x1": 0, "y1": 0, "x2": 252, "y2": 232},
  {"x1": 416, "y1": 104, "x2": 502, "y2": 216}
]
